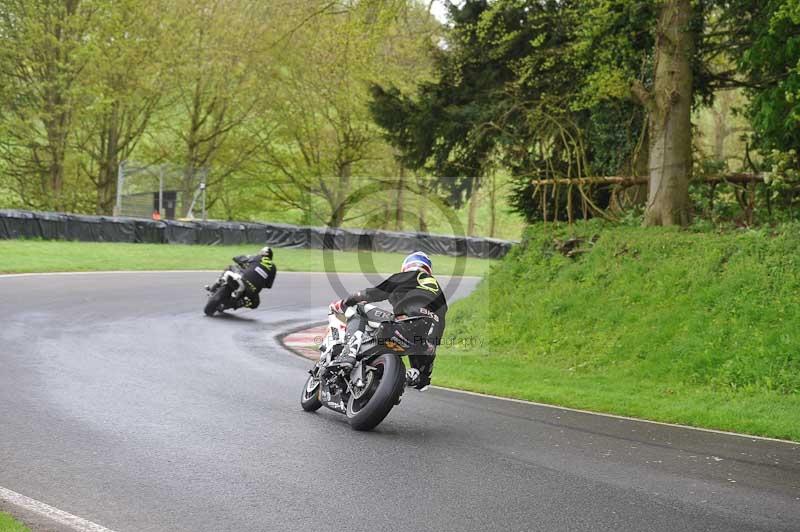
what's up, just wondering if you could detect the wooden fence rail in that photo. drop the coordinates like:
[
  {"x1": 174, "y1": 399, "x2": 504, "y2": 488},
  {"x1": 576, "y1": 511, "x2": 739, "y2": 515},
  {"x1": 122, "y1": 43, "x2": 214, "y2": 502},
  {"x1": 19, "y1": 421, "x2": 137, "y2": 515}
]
[{"x1": 529, "y1": 173, "x2": 767, "y2": 187}]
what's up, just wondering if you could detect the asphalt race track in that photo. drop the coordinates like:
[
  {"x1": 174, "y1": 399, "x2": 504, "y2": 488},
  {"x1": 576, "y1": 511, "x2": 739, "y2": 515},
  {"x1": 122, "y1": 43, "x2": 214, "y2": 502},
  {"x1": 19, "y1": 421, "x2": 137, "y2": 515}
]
[{"x1": 1, "y1": 271, "x2": 798, "y2": 532}]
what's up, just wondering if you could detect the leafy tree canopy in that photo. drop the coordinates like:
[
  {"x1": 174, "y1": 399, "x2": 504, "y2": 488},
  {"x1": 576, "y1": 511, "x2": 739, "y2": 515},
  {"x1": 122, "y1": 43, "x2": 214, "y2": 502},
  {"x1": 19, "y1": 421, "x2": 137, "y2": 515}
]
[{"x1": 372, "y1": 0, "x2": 800, "y2": 224}]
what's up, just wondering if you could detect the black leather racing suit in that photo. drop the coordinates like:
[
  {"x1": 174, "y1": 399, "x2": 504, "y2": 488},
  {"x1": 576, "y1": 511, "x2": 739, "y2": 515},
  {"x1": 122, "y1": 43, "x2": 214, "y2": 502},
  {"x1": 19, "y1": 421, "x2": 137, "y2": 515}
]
[
  {"x1": 342, "y1": 270, "x2": 447, "y2": 387},
  {"x1": 231, "y1": 254, "x2": 277, "y2": 309}
]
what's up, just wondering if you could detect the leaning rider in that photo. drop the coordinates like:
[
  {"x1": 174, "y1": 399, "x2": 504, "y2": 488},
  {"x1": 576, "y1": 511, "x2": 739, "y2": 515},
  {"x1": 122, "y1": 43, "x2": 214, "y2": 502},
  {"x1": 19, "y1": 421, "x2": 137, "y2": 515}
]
[
  {"x1": 209, "y1": 246, "x2": 277, "y2": 309},
  {"x1": 328, "y1": 251, "x2": 447, "y2": 391}
]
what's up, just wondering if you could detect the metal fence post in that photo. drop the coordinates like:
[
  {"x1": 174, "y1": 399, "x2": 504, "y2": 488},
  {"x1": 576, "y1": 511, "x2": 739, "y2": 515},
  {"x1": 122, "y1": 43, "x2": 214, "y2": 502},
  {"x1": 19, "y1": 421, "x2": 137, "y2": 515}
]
[
  {"x1": 158, "y1": 166, "x2": 164, "y2": 218},
  {"x1": 201, "y1": 183, "x2": 207, "y2": 221},
  {"x1": 114, "y1": 160, "x2": 125, "y2": 216}
]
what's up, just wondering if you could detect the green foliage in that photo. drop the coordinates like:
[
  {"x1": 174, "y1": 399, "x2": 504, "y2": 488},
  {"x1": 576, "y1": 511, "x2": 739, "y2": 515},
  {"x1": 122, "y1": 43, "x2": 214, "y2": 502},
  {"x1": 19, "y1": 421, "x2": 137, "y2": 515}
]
[
  {"x1": 436, "y1": 222, "x2": 800, "y2": 440},
  {"x1": 370, "y1": 0, "x2": 648, "y2": 222},
  {"x1": 0, "y1": 0, "x2": 99, "y2": 211},
  {"x1": 257, "y1": 1, "x2": 435, "y2": 227},
  {"x1": 571, "y1": 0, "x2": 656, "y2": 106},
  {"x1": 371, "y1": 0, "x2": 505, "y2": 205},
  {"x1": 371, "y1": 0, "x2": 800, "y2": 226},
  {"x1": 740, "y1": 0, "x2": 800, "y2": 165},
  {"x1": 0, "y1": 0, "x2": 478, "y2": 234},
  {"x1": 2, "y1": 0, "x2": 798, "y2": 230}
]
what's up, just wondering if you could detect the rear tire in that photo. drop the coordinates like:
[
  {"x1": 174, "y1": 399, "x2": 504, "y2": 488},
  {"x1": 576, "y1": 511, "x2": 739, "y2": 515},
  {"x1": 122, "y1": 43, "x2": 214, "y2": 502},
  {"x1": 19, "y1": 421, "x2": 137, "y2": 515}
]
[
  {"x1": 346, "y1": 354, "x2": 405, "y2": 431},
  {"x1": 204, "y1": 286, "x2": 229, "y2": 316},
  {"x1": 300, "y1": 373, "x2": 323, "y2": 412}
]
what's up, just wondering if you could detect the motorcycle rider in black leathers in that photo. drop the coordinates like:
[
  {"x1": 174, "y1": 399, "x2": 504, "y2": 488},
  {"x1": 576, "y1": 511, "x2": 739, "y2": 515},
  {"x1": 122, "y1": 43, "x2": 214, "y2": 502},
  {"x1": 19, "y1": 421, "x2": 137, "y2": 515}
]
[
  {"x1": 328, "y1": 251, "x2": 447, "y2": 391},
  {"x1": 208, "y1": 246, "x2": 276, "y2": 309}
]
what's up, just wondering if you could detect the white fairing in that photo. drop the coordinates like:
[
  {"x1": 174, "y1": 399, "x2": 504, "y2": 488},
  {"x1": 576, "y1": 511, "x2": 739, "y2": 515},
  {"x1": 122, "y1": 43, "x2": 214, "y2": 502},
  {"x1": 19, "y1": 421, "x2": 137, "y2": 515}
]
[
  {"x1": 320, "y1": 304, "x2": 385, "y2": 363},
  {"x1": 320, "y1": 311, "x2": 347, "y2": 363},
  {"x1": 221, "y1": 270, "x2": 245, "y2": 295},
  {"x1": 222, "y1": 270, "x2": 242, "y2": 283},
  {"x1": 362, "y1": 303, "x2": 390, "y2": 329}
]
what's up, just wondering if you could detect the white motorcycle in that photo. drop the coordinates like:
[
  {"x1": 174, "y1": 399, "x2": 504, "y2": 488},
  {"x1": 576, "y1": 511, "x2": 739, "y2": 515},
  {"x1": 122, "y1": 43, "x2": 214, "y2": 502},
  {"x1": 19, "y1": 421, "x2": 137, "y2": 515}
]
[{"x1": 300, "y1": 303, "x2": 425, "y2": 431}]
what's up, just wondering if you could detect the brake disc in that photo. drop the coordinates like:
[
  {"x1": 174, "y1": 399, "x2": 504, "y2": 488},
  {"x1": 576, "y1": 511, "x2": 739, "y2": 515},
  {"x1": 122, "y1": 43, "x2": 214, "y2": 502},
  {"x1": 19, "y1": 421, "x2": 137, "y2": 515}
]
[{"x1": 350, "y1": 370, "x2": 376, "y2": 400}]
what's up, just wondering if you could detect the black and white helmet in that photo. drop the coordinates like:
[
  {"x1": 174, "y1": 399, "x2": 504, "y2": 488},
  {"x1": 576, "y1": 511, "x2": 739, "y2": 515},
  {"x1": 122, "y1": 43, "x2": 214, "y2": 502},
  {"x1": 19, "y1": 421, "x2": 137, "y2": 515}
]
[{"x1": 260, "y1": 246, "x2": 273, "y2": 259}]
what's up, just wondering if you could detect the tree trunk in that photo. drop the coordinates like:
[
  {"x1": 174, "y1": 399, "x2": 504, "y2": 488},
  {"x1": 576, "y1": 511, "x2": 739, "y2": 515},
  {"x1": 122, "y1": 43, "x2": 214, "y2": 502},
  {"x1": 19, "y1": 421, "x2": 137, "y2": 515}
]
[
  {"x1": 300, "y1": 189, "x2": 315, "y2": 226},
  {"x1": 713, "y1": 108, "x2": 727, "y2": 162},
  {"x1": 488, "y1": 172, "x2": 497, "y2": 238},
  {"x1": 328, "y1": 161, "x2": 351, "y2": 227},
  {"x1": 418, "y1": 197, "x2": 428, "y2": 232},
  {"x1": 395, "y1": 163, "x2": 405, "y2": 231},
  {"x1": 182, "y1": 79, "x2": 204, "y2": 218},
  {"x1": 182, "y1": 165, "x2": 196, "y2": 218},
  {"x1": 329, "y1": 204, "x2": 346, "y2": 227},
  {"x1": 47, "y1": 142, "x2": 66, "y2": 211},
  {"x1": 96, "y1": 105, "x2": 120, "y2": 215},
  {"x1": 711, "y1": 92, "x2": 745, "y2": 165},
  {"x1": 43, "y1": 84, "x2": 70, "y2": 211},
  {"x1": 96, "y1": 162, "x2": 117, "y2": 215},
  {"x1": 43, "y1": 1, "x2": 80, "y2": 211},
  {"x1": 467, "y1": 186, "x2": 479, "y2": 236},
  {"x1": 641, "y1": 0, "x2": 695, "y2": 227}
]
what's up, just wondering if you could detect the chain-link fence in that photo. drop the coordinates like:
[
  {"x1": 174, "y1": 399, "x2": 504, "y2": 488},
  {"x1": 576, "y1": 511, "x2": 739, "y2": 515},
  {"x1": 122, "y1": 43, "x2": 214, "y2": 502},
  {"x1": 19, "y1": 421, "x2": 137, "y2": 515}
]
[{"x1": 114, "y1": 161, "x2": 207, "y2": 220}]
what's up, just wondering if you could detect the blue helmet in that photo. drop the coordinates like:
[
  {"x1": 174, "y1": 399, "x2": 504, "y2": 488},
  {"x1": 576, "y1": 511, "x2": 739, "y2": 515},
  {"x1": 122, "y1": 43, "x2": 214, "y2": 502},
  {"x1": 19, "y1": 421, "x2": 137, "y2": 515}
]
[{"x1": 401, "y1": 251, "x2": 432, "y2": 275}]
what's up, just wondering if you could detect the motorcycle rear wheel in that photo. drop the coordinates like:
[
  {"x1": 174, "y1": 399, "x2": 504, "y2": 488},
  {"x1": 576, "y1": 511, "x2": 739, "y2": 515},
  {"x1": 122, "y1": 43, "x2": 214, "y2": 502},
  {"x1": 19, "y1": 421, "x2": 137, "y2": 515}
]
[{"x1": 346, "y1": 354, "x2": 405, "y2": 431}]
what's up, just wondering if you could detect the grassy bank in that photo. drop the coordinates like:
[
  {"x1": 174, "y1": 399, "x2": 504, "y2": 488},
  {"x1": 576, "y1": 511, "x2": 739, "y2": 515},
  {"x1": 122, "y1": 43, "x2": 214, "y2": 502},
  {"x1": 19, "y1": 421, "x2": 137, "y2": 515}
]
[
  {"x1": 0, "y1": 513, "x2": 29, "y2": 532},
  {"x1": 0, "y1": 240, "x2": 494, "y2": 277},
  {"x1": 435, "y1": 222, "x2": 800, "y2": 441}
]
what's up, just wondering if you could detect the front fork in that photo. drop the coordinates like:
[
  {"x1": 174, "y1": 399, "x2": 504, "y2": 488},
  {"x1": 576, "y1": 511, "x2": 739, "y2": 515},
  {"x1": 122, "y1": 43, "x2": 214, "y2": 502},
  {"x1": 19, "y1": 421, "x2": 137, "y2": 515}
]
[
  {"x1": 221, "y1": 270, "x2": 246, "y2": 299},
  {"x1": 313, "y1": 357, "x2": 373, "y2": 401}
]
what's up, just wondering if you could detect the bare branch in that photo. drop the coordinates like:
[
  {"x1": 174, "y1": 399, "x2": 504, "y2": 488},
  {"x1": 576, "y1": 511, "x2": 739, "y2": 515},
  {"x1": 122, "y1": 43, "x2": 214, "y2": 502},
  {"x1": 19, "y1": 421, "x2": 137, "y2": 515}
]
[{"x1": 631, "y1": 80, "x2": 655, "y2": 112}]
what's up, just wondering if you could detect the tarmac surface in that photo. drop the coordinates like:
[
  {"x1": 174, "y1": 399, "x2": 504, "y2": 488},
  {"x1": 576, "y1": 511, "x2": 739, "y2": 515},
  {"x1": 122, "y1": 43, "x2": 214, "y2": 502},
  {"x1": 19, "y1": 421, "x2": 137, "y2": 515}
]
[{"x1": 0, "y1": 271, "x2": 798, "y2": 531}]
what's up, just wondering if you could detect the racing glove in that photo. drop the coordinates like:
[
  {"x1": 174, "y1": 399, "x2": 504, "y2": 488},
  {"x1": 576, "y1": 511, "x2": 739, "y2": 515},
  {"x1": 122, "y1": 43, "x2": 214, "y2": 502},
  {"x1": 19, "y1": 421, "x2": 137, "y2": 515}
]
[{"x1": 329, "y1": 299, "x2": 346, "y2": 314}]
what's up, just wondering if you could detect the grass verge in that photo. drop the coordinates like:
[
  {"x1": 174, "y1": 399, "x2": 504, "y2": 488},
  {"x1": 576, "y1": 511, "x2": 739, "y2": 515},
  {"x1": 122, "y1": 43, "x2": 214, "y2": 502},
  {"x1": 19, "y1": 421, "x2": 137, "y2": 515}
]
[
  {"x1": 0, "y1": 240, "x2": 495, "y2": 277},
  {"x1": 0, "y1": 513, "x2": 30, "y2": 532},
  {"x1": 435, "y1": 221, "x2": 800, "y2": 441}
]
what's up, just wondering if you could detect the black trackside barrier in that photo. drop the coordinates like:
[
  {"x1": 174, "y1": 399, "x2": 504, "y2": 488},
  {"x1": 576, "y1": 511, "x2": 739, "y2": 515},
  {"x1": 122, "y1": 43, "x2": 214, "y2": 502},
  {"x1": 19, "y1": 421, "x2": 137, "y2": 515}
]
[
  {"x1": 262, "y1": 222, "x2": 309, "y2": 249},
  {"x1": 243, "y1": 223, "x2": 267, "y2": 245},
  {"x1": 164, "y1": 220, "x2": 197, "y2": 245},
  {"x1": 356, "y1": 230, "x2": 374, "y2": 251},
  {"x1": 0, "y1": 210, "x2": 43, "y2": 239},
  {"x1": 134, "y1": 219, "x2": 164, "y2": 243},
  {"x1": 372, "y1": 230, "x2": 415, "y2": 254},
  {"x1": 0, "y1": 209, "x2": 515, "y2": 258},
  {"x1": 97, "y1": 216, "x2": 137, "y2": 242},
  {"x1": 195, "y1": 220, "x2": 222, "y2": 245},
  {"x1": 64, "y1": 214, "x2": 104, "y2": 242},
  {"x1": 219, "y1": 222, "x2": 247, "y2": 246},
  {"x1": 36, "y1": 211, "x2": 69, "y2": 240},
  {"x1": 342, "y1": 228, "x2": 368, "y2": 251}
]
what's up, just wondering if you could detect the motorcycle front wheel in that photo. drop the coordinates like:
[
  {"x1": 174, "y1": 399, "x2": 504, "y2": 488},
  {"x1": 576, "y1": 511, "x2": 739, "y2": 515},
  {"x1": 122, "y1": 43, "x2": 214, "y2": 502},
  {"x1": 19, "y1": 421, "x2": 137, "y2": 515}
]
[
  {"x1": 346, "y1": 354, "x2": 405, "y2": 431},
  {"x1": 203, "y1": 286, "x2": 230, "y2": 316},
  {"x1": 300, "y1": 373, "x2": 323, "y2": 412}
]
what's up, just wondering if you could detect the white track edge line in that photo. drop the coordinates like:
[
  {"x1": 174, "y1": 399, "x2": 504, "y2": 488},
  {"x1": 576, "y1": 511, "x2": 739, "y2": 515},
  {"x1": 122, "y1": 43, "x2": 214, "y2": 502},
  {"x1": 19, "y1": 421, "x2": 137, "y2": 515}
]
[
  {"x1": 429, "y1": 386, "x2": 799, "y2": 445},
  {"x1": 0, "y1": 270, "x2": 221, "y2": 278},
  {"x1": 0, "y1": 486, "x2": 116, "y2": 532},
  {"x1": 279, "y1": 322, "x2": 799, "y2": 447}
]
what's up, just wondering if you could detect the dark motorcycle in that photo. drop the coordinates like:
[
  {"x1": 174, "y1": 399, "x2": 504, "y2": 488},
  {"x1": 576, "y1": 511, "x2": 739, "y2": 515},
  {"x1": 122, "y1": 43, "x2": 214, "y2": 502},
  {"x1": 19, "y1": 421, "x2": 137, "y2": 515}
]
[
  {"x1": 203, "y1": 266, "x2": 249, "y2": 316},
  {"x1": 300, "y1": 304, "x2": 417, "y2": 431}
]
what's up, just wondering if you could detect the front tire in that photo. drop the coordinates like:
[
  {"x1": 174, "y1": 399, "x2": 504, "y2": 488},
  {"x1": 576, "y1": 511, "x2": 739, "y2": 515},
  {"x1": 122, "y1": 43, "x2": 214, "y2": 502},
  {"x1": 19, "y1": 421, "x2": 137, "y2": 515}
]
[
  {"x1": 346, "y1": 354, "x2": 405, "y2": 431},
  {"x1": 300, "y1": 373, "x2": 323, "y2": 412},
  {"x1": 204, "y1": 286, "x2": 229, "y2": 316}
]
